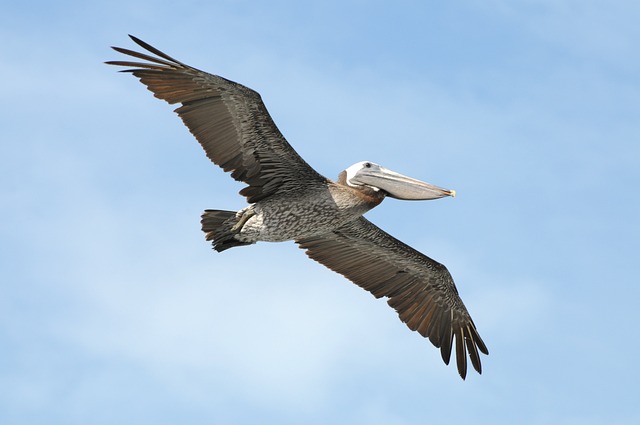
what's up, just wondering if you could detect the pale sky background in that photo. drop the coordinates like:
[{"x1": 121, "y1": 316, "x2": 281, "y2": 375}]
[{"x1": 1, "y1": 1, "x2": 639, "y2": 424}]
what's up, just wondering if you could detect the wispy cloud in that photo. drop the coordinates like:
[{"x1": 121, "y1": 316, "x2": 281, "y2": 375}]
[{"x1": 2, "y1": 1, "x2": 640, "y2": 424}]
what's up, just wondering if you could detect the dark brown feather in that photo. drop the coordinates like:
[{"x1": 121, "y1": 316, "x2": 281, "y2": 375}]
[
  {"x1": 107, "y1": 35, "x2": 326, "y2": 203},
  {"x1": 454, "y1": 327, "x2": 468, "y2": 379},
  {"x1": 297, "y1": 217, "x2": 488, "y2": 379}
]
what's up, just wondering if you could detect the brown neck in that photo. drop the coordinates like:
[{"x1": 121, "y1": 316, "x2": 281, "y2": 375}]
[{"x1": 337, "y1": 171, "x2": 386, "y2": 208}]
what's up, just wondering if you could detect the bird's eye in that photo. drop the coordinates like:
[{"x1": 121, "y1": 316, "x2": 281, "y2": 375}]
[{"x1": 364, "y1": 162, "x2": 371, "y2": 168}]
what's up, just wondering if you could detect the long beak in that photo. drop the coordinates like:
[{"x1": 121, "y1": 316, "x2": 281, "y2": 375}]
[{"x1": 353, "y1": 166, "x2": 455, "y2": 200}]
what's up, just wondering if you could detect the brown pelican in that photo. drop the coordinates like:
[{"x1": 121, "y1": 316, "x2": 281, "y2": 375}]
[{"x1": 107, "y1": 35, "x2": 488, "y2": 379}]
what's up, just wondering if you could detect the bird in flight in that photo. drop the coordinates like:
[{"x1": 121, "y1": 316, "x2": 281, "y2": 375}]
[{"x1": 107, "y1": 35, "x2": 488, "y2": 379}]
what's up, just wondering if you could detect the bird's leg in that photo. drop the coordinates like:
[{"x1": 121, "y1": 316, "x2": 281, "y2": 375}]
[{"x1": 231, "y1": 208, "x2": 255, "y2": 232}]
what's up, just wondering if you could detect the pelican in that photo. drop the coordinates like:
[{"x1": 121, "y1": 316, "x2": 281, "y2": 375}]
[{"x1": 107, "y1": 35, "x2": 488, "y2": 379}]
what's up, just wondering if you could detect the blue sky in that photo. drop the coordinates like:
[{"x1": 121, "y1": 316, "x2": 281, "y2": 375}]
[{"x1": 1, "y1": 1, "x2": 639, "y2": 424}]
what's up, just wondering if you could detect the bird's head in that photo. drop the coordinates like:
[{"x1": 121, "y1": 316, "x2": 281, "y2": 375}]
[{"x1": 343, "y1": 161, "x2": 455, "y2": 200}]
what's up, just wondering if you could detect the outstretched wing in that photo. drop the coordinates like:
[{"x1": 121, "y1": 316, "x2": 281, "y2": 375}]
[
  {"x1": 107, "y1": 35, "x2": 326, "y2": 203},
  {"x1": 297, "y1": 217, "x2": 488, "y2": 379}
]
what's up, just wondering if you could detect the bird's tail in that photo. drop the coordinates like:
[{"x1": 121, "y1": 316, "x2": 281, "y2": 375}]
[{"x1": 201, "y1": 209, "x2": 253, "y2": 252}]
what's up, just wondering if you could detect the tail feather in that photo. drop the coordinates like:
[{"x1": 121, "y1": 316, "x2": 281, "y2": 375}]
[{"x1": 201, "y1": 209, "x2": 252, "y2": 252}]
